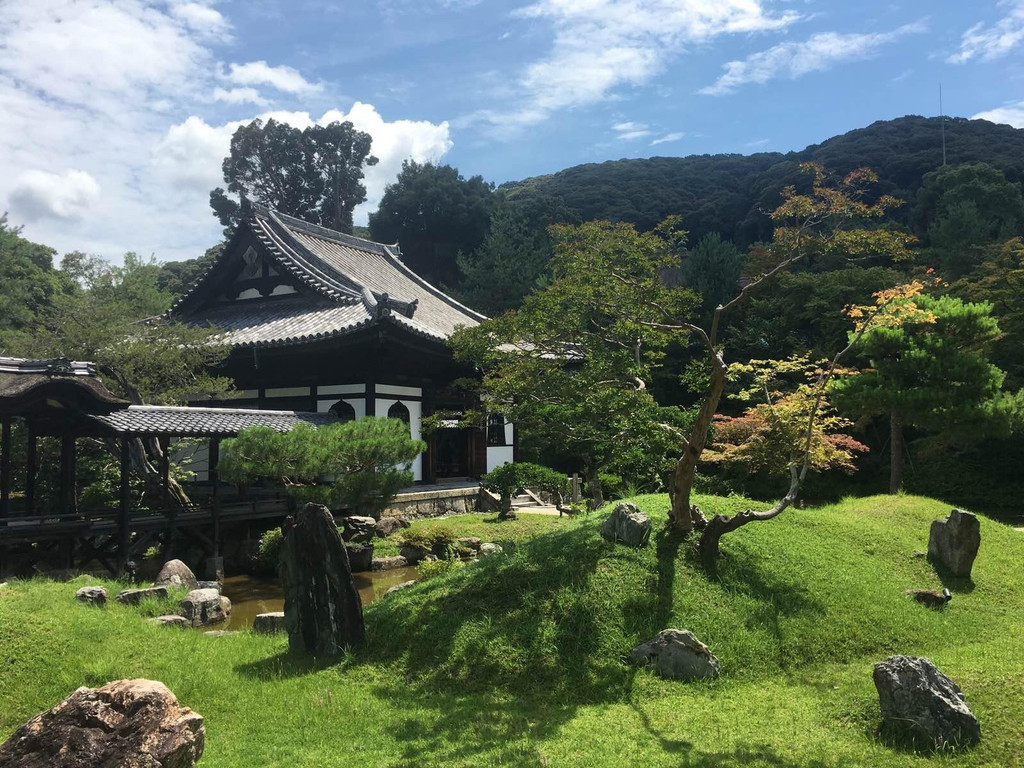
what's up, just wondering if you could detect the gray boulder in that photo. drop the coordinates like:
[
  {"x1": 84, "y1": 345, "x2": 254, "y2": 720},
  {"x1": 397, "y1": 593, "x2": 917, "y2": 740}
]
[
  {"x1": 873, "y1": 655, "x2": 981, "y2": 748},
  {"x1": 630, "y1": 629, "x2": 720, "y2": 681},
  {"x1": 115, "y1": 586, "x2": 169, "y2": 606},
  {"x1": 153, "y1": 559, "x2": 199, "y2": 591},
  {"x1": 399, "y1": 543, "x2": 429, "y2": 565},
  {"x1": 148, "y1": 615, "x2": 189, "y2": 629},
  {"x1": 280, "y1": 502, "x2": 365, "y2": 656},
  {"x1": 197, "y1": 580, "x2": 220, "y2": 592},
  {"x1": 384, "y1": 580, "x2": 417, "y2": 597},
  {"x1": 75, "y1": 586, "x2": 107, "y2": 607},
  {"x1": 345, "y1": 543, "x2": 374, "y2": 573},
  {"x1": 375, "y1": 516, "x2": 411, "y2": 538},
  {"x1": 600, "y1": 502, "x2": 651, "y2": 548},
  {"x1": 180, "y1": 588, "x2": 228, "y2": 628},
  {"x1": 0, "y1": 678, "x2": 204, "y2": 766},
  {"x1": 372, "y1": 556, "x2": 409, "y2": 571},
  {"x1": 252, "y1": 612, "x2": 286, "y2": 635},
  {"x1": 928, "y1": 509, "x2": 981, "y2": 578},
  {"x1": 478, "y1": 542, "x2": 503, "y2": 557},
  {"x1": 340, "y1": 515, "x2": 377, "y2": 545},
  {"x1": 458, "y1": 536, "x2": 482, "y2": 551},
  {"x1": 203, "y1": 630, "x2": 238, "y2": 637}
]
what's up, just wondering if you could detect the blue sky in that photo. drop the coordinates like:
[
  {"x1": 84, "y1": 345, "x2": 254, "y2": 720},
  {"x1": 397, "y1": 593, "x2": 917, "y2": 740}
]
[{"x1": 2, "y1": 1, "x2": 1023, "y2": 263}]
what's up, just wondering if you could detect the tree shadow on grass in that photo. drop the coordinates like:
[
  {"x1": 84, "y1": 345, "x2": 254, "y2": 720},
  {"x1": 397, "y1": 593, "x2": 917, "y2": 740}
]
[{"x1": 235, "y1": 650, "x2": 340, "y2": 681}]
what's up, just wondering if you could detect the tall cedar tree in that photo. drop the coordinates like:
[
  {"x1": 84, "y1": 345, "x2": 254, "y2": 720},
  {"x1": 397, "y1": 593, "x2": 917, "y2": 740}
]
[
  {"x1": 451, "y1": 220, "x2": 697, "y2": 508},
  {"x1": 210, "y1": 119, "x2": 377, "y2": 235},
  {"x1": 830, "y1": 293, "x2": 1021, "y2": 493},
  {"x1": 369, "y1": 161, "x2": 494, "y2": 288}
]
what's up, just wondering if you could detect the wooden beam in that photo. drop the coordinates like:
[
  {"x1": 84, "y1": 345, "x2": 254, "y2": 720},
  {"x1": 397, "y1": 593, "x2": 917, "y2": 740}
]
[
  {"x1": 0, "y1": 420, "x2": 10, "y2": 519},
  {"x1": 25, "y1": 423, "x2": 36, "y2": 516},
  {"x1": 59, "y1": 433, "x2": 75, "y2": 517},
  {"x1": 209, "y1": 437, "x2": 221, "y2": 556},
  {"x1": 118, "y1": 437, "x2": 131, "y2": 576}
]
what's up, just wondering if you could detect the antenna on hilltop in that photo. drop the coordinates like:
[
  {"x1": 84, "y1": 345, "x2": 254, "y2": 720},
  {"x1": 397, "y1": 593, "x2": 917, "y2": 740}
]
[{"x1": 939, "y1": 83, "x2": 947, "y2": 167}]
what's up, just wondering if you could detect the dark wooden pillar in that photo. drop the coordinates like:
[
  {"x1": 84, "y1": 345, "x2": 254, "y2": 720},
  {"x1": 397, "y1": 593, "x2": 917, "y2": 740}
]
[
  {"x1": 159, "y1": 436, "x2": 175, "y2": 558},
  {"x1": 59, "y1": 433, "x2": 76, "y2": 517},
  {"x1": 365, "y1": 381, "x2": 376, "y2": 417},
  {"x1": 209, "y1": 437, "x2": 221, "y2": 556},
  {"x1": 118, "y1": 437, "x2": 131, "y2": 576},
  {"x1": 25, "y1": 422, "x2": 36, "y2": 516},
  {"x1": 0, "y1": 420, "x2": 10, "y2": 519}
]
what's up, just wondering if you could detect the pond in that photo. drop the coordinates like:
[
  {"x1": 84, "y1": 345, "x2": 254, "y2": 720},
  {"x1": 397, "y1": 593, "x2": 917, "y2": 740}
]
[{"x1": 216, "y1": 566, "x2": 420, "y2": 631}]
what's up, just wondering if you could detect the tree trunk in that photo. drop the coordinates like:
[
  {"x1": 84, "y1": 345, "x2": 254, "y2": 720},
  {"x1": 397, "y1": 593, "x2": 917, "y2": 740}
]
[
  {"x1": 669, "y1": 351, "x2": 728, "y2": 531},
  {"x1": 498, "y1": 493, "x2": 516, "y2": 521},
  {"x1": 585, "y1": 466, "x2": 604, "y2": 510},
  {"x1": 889, "y1": 409, "x2": 904, "y2": 494}
]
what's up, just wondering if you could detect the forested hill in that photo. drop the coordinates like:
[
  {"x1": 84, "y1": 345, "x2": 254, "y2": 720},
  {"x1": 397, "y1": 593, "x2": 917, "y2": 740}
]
[{"x1": 500, "y1": 116, "x2": 1024, "y2": 246}]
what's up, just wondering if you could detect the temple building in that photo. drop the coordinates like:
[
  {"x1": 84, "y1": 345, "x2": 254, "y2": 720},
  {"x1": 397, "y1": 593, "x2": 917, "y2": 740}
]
[{"x1": 170, "y1": 202, "x2": 515, "y2": 484}]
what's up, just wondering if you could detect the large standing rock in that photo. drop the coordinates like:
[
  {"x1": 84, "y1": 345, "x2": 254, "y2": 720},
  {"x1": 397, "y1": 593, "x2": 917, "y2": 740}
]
[
  {"x1": 345, "y1": 543, "x2": 374, "y2": 573},
  {"x1": 75, "y1": 586, "x2": 107, "y2": 607},
  {"x1": 630, "y1": 629, "x2": 721, "y2": 681},
  {"x1": 873, "y1": 655, "x2": 981, "y2": 748},
  {"x1": 0, "y1": 678, "x2": 204, "y2": 767},
  {"x1": 375, "y1": 516, "x2": 410, "y2": 538},
  {"x1": 115, "y1": 586, "x2": 169, "y2": 606},
  {"x1": 600, "y1": 503, "x2": 651, "y2": 548},
  {"x1": 153, "y1": 560, "x2": 199, "y2": 592},
  {"x1": 179, "y1": 588, "x2": 228, "y2": 628},
  {"x1": 340, "y1": 516, "x2": 377, "y2": 545},
  {"x1": 928, "y1": 509, "x2": 981, "y2": 578},
  {"x1": 280, "y1": 502, "x2": 364, "y2": 656}
]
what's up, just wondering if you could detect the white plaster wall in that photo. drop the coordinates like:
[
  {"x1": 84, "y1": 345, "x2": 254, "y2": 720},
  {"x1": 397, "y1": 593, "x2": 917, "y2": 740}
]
[
  {"x1": 317, "y1": 397, "x2": 365, "y2": 420},
  {"x1": 487, "y1": 446, "x2": 514, "y2": 473},
  {"x1": 377, "y1": 397, "x2": 423, "y2": 481},
  {"x1": 170, "y1": 438, "x2": 210, "y2": 482}
]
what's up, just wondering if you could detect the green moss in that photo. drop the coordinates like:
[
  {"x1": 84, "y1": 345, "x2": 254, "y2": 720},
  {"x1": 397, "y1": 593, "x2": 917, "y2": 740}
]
[{"x1": 1, "y1": 495, "x2": 1022, "y2": 767}]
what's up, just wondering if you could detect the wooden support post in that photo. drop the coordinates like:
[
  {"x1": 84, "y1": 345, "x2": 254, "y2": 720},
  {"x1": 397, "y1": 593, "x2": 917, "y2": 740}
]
[
  {"x1": 25, "y1": 423, "x2": 36, "y2": 516},
  {"x1": 59, "y1": 433, "x2": 76, "y2": 517},
  {"x1": 0, "y1": 420, "x2": 10, "y2": 519},
  {"x1": 159, "y1": 436, "x2": 175, "y2": 558},
  {"x1": 118, "y1": 437, "x2": 131, "y2": 576},
  {"x1": 209, "y1": 437, "x2": 221, "y2": 557}
]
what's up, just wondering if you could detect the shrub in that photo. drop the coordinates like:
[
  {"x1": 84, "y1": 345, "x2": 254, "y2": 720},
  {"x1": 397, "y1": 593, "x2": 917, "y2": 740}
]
[
  {"x1": 397, "y1": 528, "x2": 457, "y2": 558},
  {"x1": 481, "y1": 462, "x2": 567, "y2": 520},
  {"x1": 255, "y1": 527, "x2": 283, "y2": 575},
  {"x1": 417, "y1": 557, "x2": 464, "y2": 581}
]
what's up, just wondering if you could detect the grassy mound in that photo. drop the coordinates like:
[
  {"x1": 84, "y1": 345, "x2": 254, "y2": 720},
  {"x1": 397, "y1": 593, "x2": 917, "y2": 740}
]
[{"x1": 1, "y1": 494, "x2": 1022, "y2": 767}]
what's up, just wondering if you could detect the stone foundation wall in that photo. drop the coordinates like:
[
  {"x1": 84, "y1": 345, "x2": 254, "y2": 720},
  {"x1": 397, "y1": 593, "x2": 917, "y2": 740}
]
[{"x1": 383, "y1": 487, "x2": 481, "y2": 520}]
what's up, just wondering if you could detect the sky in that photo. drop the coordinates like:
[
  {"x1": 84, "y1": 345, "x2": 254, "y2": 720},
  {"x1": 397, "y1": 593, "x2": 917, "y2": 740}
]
[{"x1": 1, "y1": 1, "x2": 1023, "y2": 264}]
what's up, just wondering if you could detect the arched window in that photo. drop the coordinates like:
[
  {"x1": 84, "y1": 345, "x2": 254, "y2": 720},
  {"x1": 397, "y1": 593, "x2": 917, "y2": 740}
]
[
  {"x1": 388, "y1": 400, "x2": 411, "y2": 425},
  {"x1": 329, "y1": 400, "x2": 356, "y2": 423},
  {"x1": 487, "y1": 413, "x2": 507, "y2": 446}
]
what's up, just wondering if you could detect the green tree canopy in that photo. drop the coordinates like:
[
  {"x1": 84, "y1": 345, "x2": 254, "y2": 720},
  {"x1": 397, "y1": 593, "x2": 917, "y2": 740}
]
[
  {"x1": 219, "y1": 419, "x2": 425, "y2": 518},
  {"x1": 830, "y1": 292, "x2": 1021, "y2": 493},
  {"x1": 210, "y1": 118, "x2": 378, "y2": 235},
  {"x1": 369, "y1": 161, "x2": 494, "y2": 288},
  {"x1": 683, "y1": 232, "x2": 744, "y2": 314}
]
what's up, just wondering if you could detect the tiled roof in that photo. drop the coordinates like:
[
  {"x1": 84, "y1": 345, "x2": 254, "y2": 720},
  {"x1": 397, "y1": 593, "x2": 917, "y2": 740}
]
[
  {"x1": 93, "y1": 405, "x2": 336, "y2": 436},
  {"x1": 173, "y1": 203, "x2": 486, "y2": 348},
  {"x1": 187, "y1": 296, "x2": 373, "y2": 348}
]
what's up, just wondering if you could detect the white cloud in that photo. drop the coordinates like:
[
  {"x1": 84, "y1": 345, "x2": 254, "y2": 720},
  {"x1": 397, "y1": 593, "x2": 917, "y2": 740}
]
[
  {"x1": 473, "y1": 0, "x2": 799, "y2": 134},
  {"x1": 212, "y1": 87, "x2": 270, "y2": 105},
  {"x1": 170, "y1": 1, "x2": 231, "y2": 41},
  {"x1": 612, "y1": 121, "x2": 647, "y2": 132},
  {"x1": 611, "y1": 121, "x2": 652, "y2": 139},
  {"x1": 153, "y1": 103, "x2": 453, "y2": 223},
  {"x1": 700, "y1": 21, "x2": 926, "y2": 95},
  {"x1": 650, "y1": 131, "x2": 685, "y2": 145},
  {"x1": 226, "y1": 61, "x2": 323, "y2": 94},
  {"x1": 9, "y1": 169, "x2": 101, "y2": 221},
  {"x1": 973, "y1": 100, "x2": 1024, "y2": 128},
  {"x1": 949, "y1": 1, "x2": 1024, "y2": 64}
]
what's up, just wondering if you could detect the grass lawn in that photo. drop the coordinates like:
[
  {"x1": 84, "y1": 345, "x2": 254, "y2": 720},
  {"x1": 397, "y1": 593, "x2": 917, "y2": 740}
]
[
  {"x1": 373, "y1": 510, "x2": 569, "y2": 558},
  {"x1": 1, "y1": 493, "x2": 1022, "y2": 767}
]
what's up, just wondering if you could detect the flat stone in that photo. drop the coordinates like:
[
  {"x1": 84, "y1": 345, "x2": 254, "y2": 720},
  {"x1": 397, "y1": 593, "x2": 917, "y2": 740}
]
[
  {"x1": 928, "y1": 509, "x2": 981, "y2": 578},
  {"x1": 252, "y1": 612, "x2": 286, "y2": 635},
  {"x1": 180, "y1": 588, "x2": 228, "y2": 627},
  {"x1": 372, "y1": 555, "x2": 409, "y2": 571},
  {"x1": 874, "y1": 655, "x2": 981, "y2": 748},
  {"x1": 458, "y1": 536, "x2": 482, "y2": 551},
  {"x1": 148, "y1": 615, "x2": 189, "y2": 628},
  {"x1": 197, "y1": 580, "x2": 220, "y2": 591},
  {"x1": 75, "y1": 586, "x2": 107, "y2": 606},
  {"x1": 203, "y1": 630, "x2": 238, "y2": 637},
  {"x1": 0, "y1": 678, "x2": 204, "y2": 767},
  {"x1": 384, "y1": 580, "x2": 417, "y2": 597},
  {"x1": 630, "y1": 628, "x2": 720, "y2": 681},
  {"x1": 600, "y1": 502, "x2": 651, "y2": 548},
  {"x1": 115, "y1": 586, "x2": 169, "y2": 606},
  {"x1": 479, "y1": 542, "x2": 503, "y2": 557},
  {"x1": 153, "y1": 559, "x2": 199, "y2": 591}
]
